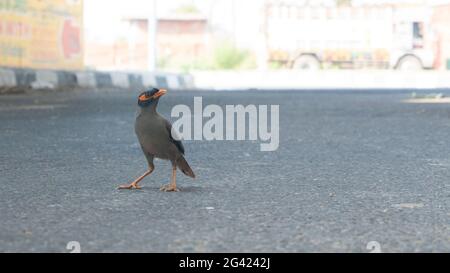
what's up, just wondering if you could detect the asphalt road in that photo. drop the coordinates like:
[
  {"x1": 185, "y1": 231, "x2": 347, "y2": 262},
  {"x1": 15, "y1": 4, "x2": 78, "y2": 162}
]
[{"x1": 0, "y1": 88, "x2": 449, "y2": 252}]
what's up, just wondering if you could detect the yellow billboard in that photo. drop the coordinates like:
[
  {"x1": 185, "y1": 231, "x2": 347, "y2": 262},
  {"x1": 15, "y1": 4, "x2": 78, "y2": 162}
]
[{"x1": 0, "y1": 0, "x2": 83, "y2": 70}]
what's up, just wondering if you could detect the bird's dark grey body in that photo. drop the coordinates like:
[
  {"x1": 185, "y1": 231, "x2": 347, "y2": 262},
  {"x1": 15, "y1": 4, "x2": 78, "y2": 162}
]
[{"x1": 135, "y1": 107, "x2": 183, "y2": 163}]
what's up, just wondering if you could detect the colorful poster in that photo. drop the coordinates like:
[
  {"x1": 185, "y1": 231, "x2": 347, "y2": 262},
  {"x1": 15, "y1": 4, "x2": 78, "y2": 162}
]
[{"x1": 0, "y1": 0, "x2": 83, "y2": 70}]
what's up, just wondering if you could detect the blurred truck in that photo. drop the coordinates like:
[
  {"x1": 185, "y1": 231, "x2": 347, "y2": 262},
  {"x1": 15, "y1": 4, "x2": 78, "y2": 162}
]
[{"x1": 264, "y1": 3, "x2": 437, "y2": 70}]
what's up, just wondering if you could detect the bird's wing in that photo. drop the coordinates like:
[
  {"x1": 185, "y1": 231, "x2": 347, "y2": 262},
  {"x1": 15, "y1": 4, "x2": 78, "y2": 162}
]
[{"x1": 164, "y1": 119, "x2": 185, "y2": 155}]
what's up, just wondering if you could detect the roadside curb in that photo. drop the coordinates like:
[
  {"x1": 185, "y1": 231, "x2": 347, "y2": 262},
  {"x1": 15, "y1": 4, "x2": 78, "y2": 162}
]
[{"x1": 0, "y1": 67, "x2": 195, "y2": 94}]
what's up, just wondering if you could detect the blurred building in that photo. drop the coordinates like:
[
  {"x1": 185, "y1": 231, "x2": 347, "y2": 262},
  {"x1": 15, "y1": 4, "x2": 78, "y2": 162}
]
[
  {"x1": 84, "y1": 8, "x2": 209, "y2": 71},
  {"x1": 0, "y1": 0, "x2": 83, "y2": 70},
  {"x1": 431, "y1": 3, "x2": 450, "y2": 70},
  {"x1": 157, "y1": 14, "x2": 209, "y2": 69},
  {"x1": 83, "y1": 0, "x2": 258, "y2": 72}
]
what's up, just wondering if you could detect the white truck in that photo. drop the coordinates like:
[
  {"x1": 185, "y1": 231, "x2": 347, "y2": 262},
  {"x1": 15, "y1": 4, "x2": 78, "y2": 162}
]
[{"x1": 264, "y1": 3, "x2": 437, "y2": 70}]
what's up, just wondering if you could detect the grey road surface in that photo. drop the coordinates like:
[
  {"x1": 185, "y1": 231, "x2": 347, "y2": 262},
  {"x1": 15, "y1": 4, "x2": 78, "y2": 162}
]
[{"x1": 0, "y1": 89, "x2": 449, "y2": 252}]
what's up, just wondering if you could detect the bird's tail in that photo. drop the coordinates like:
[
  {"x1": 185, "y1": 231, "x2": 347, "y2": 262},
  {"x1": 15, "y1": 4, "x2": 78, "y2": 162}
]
[{"x1": 177, "y1": 156, "x2": 195, "y2": 178}]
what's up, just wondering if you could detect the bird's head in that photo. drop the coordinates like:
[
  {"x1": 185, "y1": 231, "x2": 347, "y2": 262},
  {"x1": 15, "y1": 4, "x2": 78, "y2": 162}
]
[{"x1": 137, "y1": 88, "x2": 167, "y2": 108}]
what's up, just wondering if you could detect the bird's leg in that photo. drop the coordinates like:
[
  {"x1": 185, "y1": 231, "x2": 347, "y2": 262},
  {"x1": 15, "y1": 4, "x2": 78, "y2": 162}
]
[
  {"x1": 160, "y1": 167, "x2": 179, "y2": 192},
  {"x1": 118, "y1": 167, "x2": 153, "y2": 190}
]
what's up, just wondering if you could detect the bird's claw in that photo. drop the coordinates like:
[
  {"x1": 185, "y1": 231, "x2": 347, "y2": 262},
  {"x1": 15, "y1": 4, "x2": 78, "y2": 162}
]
[
  {"x1": 118, "y1": 183, "x2": 142, "y2": 190},
  {"x1": 160, "y1": 184, "x2": 179, "y2": 192}
]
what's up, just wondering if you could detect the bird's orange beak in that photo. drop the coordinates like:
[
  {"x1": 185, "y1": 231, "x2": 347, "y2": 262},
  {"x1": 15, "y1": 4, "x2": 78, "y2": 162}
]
[{"x1": 153, "y1": 89, "x2": 167, "y2": 99}]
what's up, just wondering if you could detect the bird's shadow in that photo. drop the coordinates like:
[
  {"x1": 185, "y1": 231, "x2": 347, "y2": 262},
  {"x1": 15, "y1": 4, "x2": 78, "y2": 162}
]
[{"x1": 133, "y1": 185, "x2": 204, "y2": 193}]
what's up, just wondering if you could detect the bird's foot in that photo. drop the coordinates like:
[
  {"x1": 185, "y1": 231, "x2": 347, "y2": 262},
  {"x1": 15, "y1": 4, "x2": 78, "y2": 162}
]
[
  {"x1": 118, "y1": 183, "x2": 142, "y2": 190},
  {"x1": 159, "y1": 183, "x2": 179, "y2": 192}
]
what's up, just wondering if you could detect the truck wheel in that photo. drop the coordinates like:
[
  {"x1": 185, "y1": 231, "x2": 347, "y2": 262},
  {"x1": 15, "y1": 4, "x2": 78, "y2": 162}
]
[
  {"x1": 396, "y1": 56, "x2": 423, "y2": 70},
  {"x1": 292, "y1": 55, "x2": 321, "y2": 70}
]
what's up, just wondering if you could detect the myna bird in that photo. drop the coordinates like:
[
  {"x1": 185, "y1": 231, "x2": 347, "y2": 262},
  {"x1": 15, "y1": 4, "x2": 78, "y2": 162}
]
[{"x1": 118, "y1": 88, "x2": 195, "y2": 191}]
